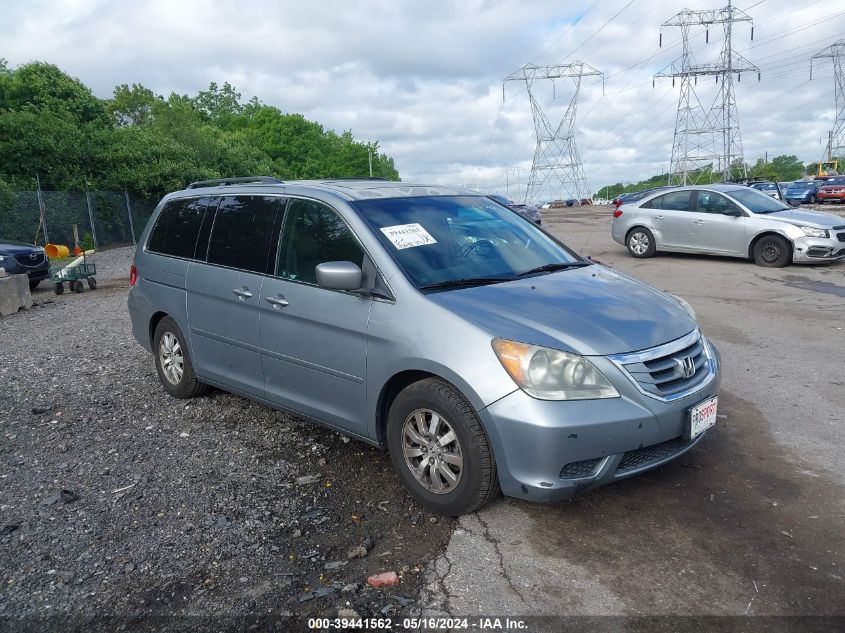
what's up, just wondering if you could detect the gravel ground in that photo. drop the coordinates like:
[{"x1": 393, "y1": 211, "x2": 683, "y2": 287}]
[{"x1": 0, "y1": 247, "x2": 453, "y2": 631}]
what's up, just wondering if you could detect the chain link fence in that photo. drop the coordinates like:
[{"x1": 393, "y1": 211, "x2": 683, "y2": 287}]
[{"x1": 0, "y1": 189, "x2": 159, "y2": 250}]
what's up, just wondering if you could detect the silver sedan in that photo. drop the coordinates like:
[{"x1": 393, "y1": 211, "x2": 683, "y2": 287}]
[{"x1": 611, "y1": 184, "x2": 845, "y2": 267}]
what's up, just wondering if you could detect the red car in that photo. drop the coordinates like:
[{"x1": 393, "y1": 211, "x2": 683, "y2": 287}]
[{"x1": 817, "y1": 176, "x2": 845, "y2": 203}]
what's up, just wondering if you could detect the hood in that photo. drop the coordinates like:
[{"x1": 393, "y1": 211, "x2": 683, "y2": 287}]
[
  {"x1": 764, "y1": 209, "x2": 845, "y2": 229},
  {"x1": 0, "y1": 240, "x2": 42, "y2": 255},
  {"x1": 427, "y1": 265, "x2": 696, "y2": 356}
]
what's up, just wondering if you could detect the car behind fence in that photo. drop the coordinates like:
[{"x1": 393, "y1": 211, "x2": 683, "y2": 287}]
[{"x1": 0, "y1": 189, "x2": 158, "y2": 250}]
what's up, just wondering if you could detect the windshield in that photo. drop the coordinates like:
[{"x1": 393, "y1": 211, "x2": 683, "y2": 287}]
[
  {"x1": 787, "y1": 182, "x2": 812, "y2": 190},
  {"x1": 751, "y1": 183, "x2": 776, "y2": 190},
  {"x1": 726, "y1": 188, "x2": 790, "y2": 213},
  {"x1": 353, "y1": 195, "x2": 582, "y2": 289}
]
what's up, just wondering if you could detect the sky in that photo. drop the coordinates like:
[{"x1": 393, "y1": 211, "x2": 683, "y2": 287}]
[{"x1": 2, "y1": 0, "x2": 843, "y2": 200}]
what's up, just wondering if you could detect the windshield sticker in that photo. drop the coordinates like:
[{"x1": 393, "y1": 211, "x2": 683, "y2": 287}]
[{"x1": 380, "y1": 223, "x2": 437, "y2": 250}]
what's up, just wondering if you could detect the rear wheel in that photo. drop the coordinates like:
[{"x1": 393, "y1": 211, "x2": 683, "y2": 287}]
[
  {"x1": 153, "y1": 317, "x2": 210, "y2": 399},
  {"x1": 29, "y1": 280, "x2": 40, "y2": 290},
  {"x1": 54, "y1": 283, "x2": 64, "y2": 295},
  {"x1": 387, "y1": 378, "x2": 499, "y2": 516},
  {"x1": 752, "y1": 235, "x2": 791, "y2": 268},
  {"x1": 87, "y1": 277, "x2": 97, "y2": 290},
  {"x1": 626, "y1": 228, "x2": 656, "y2": 258}
]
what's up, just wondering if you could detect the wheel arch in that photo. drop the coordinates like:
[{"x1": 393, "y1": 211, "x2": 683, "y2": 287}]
[
  {"x1": 149, "y1": 311, "x2": 170, "y2": 348},
  {"x1": 748, "y1": 230, "x2": 793, "y2": 260}
]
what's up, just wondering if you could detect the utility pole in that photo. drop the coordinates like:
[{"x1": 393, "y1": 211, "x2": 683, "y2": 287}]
[
  {"x1": 655, "y1": 3, "x2": 758, "y2": 184},
  {"x1": 811, "y1": 40, "x2": 845, "y2": 161},
  {"x1": 504, "y1": 62, "x2": 603, "y2": 205}
]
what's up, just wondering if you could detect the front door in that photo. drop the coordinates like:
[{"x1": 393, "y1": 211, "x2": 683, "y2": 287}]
[
  {"x1": 186, "y1": 195, "x2": 282, "y2": 397},
  {"x1": 692, "y1": 191, "x2": 748, "y2": 256},
  {"x1": 259, "y1": 198, "x2": 373, "y2": 434}
]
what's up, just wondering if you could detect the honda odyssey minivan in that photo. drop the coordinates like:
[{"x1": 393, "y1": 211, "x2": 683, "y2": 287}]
[{"x1": 128, "y1": 177, "x2": 721, "y2": 515}]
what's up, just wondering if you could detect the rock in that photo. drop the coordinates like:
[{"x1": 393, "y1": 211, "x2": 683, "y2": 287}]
[
  {"x1": 59, "y1": 489, "x2": 79, "y2": 504},
  {"x1": 291, "y1": 529, "x2": 302, "y2": 538},
  {"x1": 0, "y1": 524, "x2": 20, "y2": 536},
  {"x1": 215, "y1": 516, "x2": 230, "y2": 528},
  {"x1": 338, "y1": 608, "x2": 360, "y2": 619},
  {"x1": 367, "y1": 571, "x2": 399, "y2": 588},
  {"x1": 296, "y1": 474, "x2": 321, "y2": 486},
  {"x1": 410, "y1": 514, "x2": 419, "y2": 526},
  {"x1": 318, "y1": 457, "x2": 327, "y2": 467},
  {"x1": 347, "y1": 545, "x2": 368, "y2": 560},
  {"x1": 341, "y1": 583, "x2": 359, "y2": 593},
  {"x1": 324, "y1": 561, "x2": 347, "y2": 570},
  {"x1": 429, "y1": 517, "x2": 438, "y2": 524},
  {"x1": 31, "y1": 406, "x2": 52, "y2": 415},
  {"x1": 299, "y1": 586, "x2": 335, "y2": 603},
  {"x1": 41, "y1": 494, "x2": 61, "y2": 506}
]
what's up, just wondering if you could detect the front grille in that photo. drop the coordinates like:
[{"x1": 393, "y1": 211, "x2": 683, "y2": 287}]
[
  {"x1": 14, "y1": 252, "x2": 45, "y2": 267},
  {"x1": 616, "y1": 437, "x2": 692, "y2": 475},
  {"x1": 559, "y1": 458, "x2": 602, "y2": 479},
  {"x1": 614, "y1": 332, "x2": 710, "y2": 400}
]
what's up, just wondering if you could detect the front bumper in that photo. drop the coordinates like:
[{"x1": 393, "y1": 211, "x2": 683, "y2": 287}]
[
  {"x1": 479, "y1": 337, "x2": 721, "y2": 503},
  {"x1": 818, "y1": 193, "x2": 845, "y2": 203},
  {"x1": 0, "y1": 256, "x2": 50, "y2": 281},
  {"x1": 793, "y1": 235, "x2": 845, "y2": 263}
]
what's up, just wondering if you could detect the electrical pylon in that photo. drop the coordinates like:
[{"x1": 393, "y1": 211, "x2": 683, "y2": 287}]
[
  {"x1": 655, "y1": 0, "x2": 759, "y2": 184},
  {"x1": 811, "y1": 40, "x2": 845, "y2": 161},
  {"x1": 504, "y1": 62, "x2": 603, "y2": 204}
]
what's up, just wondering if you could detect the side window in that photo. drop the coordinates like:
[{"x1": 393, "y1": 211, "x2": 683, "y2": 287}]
[
  {"x1": 147, "y1": 198, "x2": 209, "y2": 258},
  {"x1": 697, "y1": 192, "x2": 740, "y2": 214},
  {"x1": 656, "y1": 191, "x2": 692, "y2": 211},
  {"x1": 207, "y1": 196, "x2": 280, "y2": 273},
  {"x1": 276, "y1": 199, "x2": 364, "y2": 285}
]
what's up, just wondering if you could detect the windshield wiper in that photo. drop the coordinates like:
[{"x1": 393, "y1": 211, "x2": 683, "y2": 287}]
[
  {"x1": 419, "y1": 276, "x2": 514, "y2": 290},
  {"x1": 517, "y1": 261, "x2": 590, "y2": 277}
]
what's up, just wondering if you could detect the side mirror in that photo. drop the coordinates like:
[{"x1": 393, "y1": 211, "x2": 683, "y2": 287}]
[
  {"x1": 723, "y1": 208, "x2": 743, "y2": 217},
  {"x1": 315, "y1": 261, "x2": 362, "y2": 291}
]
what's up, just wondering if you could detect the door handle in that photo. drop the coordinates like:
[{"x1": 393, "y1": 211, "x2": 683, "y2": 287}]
[
  {"x1": 265, "y1": 295, "x2": 289, "y2": 308},
  {"x1": 232, "y1": 287, "x2": 253, "y2": 299},
  {"x1": 655, "y1": 215, "x2": 663, "y2": 220},
  {"x1": 694, "y1": 220, "x2": 706, "y2": 224}
]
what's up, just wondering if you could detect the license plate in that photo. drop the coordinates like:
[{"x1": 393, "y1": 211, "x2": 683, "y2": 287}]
[{"x1": 687, "y1": 396, "x2": 718, "y2": 439}]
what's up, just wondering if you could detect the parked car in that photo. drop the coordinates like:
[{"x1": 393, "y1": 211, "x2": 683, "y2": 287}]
[
  {"x1": 612, "y1": 184, "x2": 845, "y2": 267},
  {"x1": 0, "y1": 240, "x2": 50, "y2": 289},
  {"x1": 487, "y1": 194, "x2": 542, "y2": 225},
  {"x1": 129, "y1": 176, "x2": 721, "y2": 515},
  {"x1": 748, "y1": 181, "x2": 782, "y2": 200},
  {"x1": 613, "y1": 186, "x2": 677, "y2": 210},
  {"x1": 784, "y1": 180, "x2": 822, "y2": 206},
  {"x1": 818, "y1": 176, "x2": 845, "y2": 204}
]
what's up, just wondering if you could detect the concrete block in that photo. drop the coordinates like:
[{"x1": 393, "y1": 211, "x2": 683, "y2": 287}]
[{"x1": 0, "y1": 274, "x2": 32, "y2": 316}]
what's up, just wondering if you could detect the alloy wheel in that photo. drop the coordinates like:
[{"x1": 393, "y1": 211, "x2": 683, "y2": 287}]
[
  {"x1": 159, "y1": 332, "x2": 184, "y2": 385},
  {"x1": 401, "y1": 408, "x2": 463, "y2": 494}
]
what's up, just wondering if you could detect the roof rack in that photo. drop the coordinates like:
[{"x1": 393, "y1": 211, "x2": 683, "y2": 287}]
[
  {"x1": 322, "y1": 176, "x2": 390, "y2": 181},
  {"x1": 186, "y1": 176, "x2": 283, "y2": 189}
]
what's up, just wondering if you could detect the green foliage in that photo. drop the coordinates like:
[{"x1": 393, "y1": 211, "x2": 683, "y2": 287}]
[{"x1": 0, "y1": 61, "x2": 400, "y2": 198}]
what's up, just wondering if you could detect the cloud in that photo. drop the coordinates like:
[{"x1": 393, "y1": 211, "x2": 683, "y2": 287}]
[{"x1": 2, "y1": 0, "x2": 842, "y2": 199}]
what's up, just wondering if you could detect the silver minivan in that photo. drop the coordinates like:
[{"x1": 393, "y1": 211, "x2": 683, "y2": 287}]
[{"x1": 128, "y1": 177, "x2": 721, "y2": 515}]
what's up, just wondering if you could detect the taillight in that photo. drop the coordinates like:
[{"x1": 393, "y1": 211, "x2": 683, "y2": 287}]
[
  {"x1": 613, "y1": 209, "x2": 623, "y2": 218},
  {"x1": 129, "y1": 264, "x2": 137, "y2": 286}
]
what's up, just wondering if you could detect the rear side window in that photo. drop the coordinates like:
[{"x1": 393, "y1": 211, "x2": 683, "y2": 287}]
[
  {"x1": 276, "y1": 199, "x2": 364, "y2": 285},
  {"x1": 696, "y1": 191, "x2": 741, "y2": 214},
  {"x1": 642, "y1": 191, "x2": 692, "y2": 211},
  {"x1": 207, "y1": 196, "x2": 280, "y2": 273},
  {"x1": 147, "y1": 198, "x2": 209, "y2": 258}
]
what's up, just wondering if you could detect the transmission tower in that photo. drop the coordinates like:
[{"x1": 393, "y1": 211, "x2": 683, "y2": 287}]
[
  {"x1": 655, "y1": 1, "x2": 758, "y2": 185},
  {"x1": 504, "y1": 62, "x2": 603, "y2": 204},
  {"x1": 811, "y1": 40, "x2": 845, "y2": 161}
]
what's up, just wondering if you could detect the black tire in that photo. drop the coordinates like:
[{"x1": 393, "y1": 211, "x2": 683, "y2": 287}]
[
  {"x1": 809, "y1": 194, "x2": 817, "y2": 204},
  {"x1": 387, "y1": 378, "x2": 499, "y2": 516},
  {"x1": 73, "y1": 280, "x2": 83, "y2": 293},
  {"x1": 153, "y1": 316, "x2": 210, "y2": 399},
  {"x1": 87, "y1": 277, "x2": 97, "y2": 290},
  {"x1": 626, "y1": 227, "x2": 657, "y2": 258},
  {"x1": 54, "y1": 283, "x2": 64, "y2": 295},
  {"x1": 752, "y1": 234, "x2": 792, "y2": 268},
  {"x1": 29, "y1": 280, "x2": 40, "y2": 291}
]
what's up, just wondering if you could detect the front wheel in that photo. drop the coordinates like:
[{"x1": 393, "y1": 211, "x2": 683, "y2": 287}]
[
  {"x1": 387, "y1": 378, "x2": 499, "y2": 516},
  {"x1": 752, "y1": 235, "x2": 791, "y2": 267},
  {"x1": 626, "y1": 228, "x2": 656, "y2": 258},
  {"x1": 153, "y1": 317, "x2": 210, "y2": 399},
  {"x1": 29, "y1": 280, "x2": 40, "y2": 291}
]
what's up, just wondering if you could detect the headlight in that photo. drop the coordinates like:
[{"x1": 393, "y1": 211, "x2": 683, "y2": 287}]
[
  {"x1": 668, "y1": 294, "x2": 696, "y2": 319},
  {"x1": 0, "y1": 255, "x2": 6, "y2": 262},
  {"x1": 799, "y1": 226, "x2": 829, "y2": 238},
  {"x1": 492, "y1": 339, "x2": 619, "y2": 400}
]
